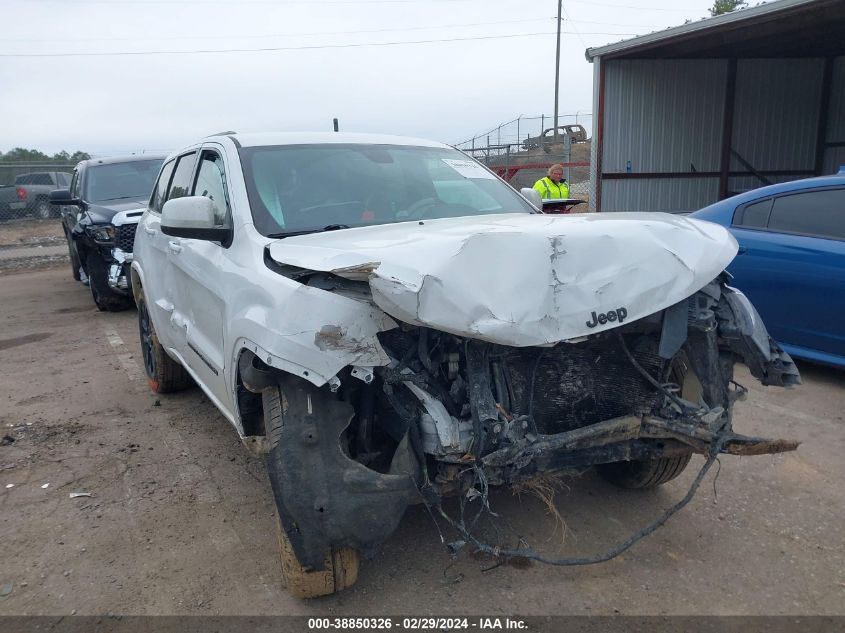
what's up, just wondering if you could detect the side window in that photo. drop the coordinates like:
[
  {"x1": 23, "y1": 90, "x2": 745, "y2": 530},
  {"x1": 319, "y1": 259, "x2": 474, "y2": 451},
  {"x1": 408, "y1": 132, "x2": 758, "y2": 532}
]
[
  {"x1": 149, "y1": 160, "x2": 175, "y2": 214},
  {"x1": 768, "y1": 189, "x2": 845, "y2": 240},
  {"x1": 166, "y1": 152, "x2": 197, "y2": 201},
  {"x1": 733, "y1": 198, "x2": 772, "y2": 229},
  {"x1": 192, "y1": 151, "x2": 230, "y2": 226}
]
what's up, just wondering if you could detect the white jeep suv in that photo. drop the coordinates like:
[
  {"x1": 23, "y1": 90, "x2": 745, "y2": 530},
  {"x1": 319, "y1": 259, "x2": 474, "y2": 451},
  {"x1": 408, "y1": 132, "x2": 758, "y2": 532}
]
[{"x1": 132, "y1": 132, "x2": 799, "y2": 598}]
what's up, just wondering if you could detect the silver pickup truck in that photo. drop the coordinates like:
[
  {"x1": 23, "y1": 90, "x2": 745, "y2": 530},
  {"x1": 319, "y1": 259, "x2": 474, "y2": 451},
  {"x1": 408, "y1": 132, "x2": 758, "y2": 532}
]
[{"x1": 0, "y1": 171, "x2": 72, "y2": 219}]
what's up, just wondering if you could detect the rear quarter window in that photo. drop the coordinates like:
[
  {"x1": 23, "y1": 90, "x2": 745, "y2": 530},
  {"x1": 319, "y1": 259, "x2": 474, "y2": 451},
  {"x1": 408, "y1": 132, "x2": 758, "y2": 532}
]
[
  {"x1": 733, "y1": 198, "x2": 772, "y2": 229},
  {"x1": 767, "y1": 189, "x2": 844, "y2": 240}
]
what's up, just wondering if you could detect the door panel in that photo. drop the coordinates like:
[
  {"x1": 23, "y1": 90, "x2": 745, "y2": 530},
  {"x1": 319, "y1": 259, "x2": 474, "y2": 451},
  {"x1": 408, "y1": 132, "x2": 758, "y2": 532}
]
[
  {"x1": 138, "y1": 160, "x2": 177, "y2": 348},
  {"x1": 167, "y1": 147, "x2": 233, "y2": 411},
  {"x1": 160, "y1": 152, "x2": 198, "y2": 359},
  {"x1": 729, "y1": 228, "x2": 845, "y2": 358}
]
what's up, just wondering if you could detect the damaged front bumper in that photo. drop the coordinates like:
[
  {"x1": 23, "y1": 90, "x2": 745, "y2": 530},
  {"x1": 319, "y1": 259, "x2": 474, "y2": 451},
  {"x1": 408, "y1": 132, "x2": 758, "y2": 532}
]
[
  {"x1": 481, "y1": 412, "x2": 798, "y2": 479},
  {"x1": 107, "y1": 247, "x2": 133, "y2": 294},
  {"x1": 260, "y1": 274, "x2": 800, "y2": 570}
]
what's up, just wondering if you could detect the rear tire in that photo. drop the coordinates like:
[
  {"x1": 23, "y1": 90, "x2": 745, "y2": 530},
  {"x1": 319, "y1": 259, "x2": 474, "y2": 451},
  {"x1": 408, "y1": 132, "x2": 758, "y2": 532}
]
[
  {"x1": 137, "y1": 288, "x2": 192, "y2": 394},
  {"x1": 597, "y1": 453, "x2": 692, "y2": 489},
  {"x1": 86, "y1": 253, "x2": 132, "y2": 312},
  {"x1": 34, "y1": 198, "x2": 52, "y2": 219}
]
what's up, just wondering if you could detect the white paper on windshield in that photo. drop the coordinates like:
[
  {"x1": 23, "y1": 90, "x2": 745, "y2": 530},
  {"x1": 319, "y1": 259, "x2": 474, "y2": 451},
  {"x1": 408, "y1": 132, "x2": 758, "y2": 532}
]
[{"x1": 441, "y1": 158, "x2": 497, "y2": 180}]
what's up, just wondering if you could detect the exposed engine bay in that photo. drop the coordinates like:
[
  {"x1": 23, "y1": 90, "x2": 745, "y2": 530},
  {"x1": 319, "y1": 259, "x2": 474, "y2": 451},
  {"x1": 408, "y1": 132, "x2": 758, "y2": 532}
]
[{"x1": 243, "y1": 275, "x2": 800, "y2": 569}]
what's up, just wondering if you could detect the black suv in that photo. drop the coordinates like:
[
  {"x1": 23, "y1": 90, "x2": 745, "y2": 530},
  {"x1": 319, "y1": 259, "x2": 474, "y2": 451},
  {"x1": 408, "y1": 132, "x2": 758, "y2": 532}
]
[{"x1": 50, "y1": 155, "x2": 165, "y2": 311}]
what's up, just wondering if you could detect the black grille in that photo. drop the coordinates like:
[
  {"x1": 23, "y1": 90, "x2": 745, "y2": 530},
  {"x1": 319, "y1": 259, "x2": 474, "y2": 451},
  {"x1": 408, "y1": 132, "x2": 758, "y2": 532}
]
[{"x1": 116, "y1": 224, "x2": 137, "y2": 252}]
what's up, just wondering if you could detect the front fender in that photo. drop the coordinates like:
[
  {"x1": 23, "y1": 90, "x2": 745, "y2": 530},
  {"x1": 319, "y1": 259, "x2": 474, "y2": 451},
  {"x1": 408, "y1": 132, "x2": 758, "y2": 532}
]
[{"x1": 227, "y1": 284, "x2": 396, "y2": 392}]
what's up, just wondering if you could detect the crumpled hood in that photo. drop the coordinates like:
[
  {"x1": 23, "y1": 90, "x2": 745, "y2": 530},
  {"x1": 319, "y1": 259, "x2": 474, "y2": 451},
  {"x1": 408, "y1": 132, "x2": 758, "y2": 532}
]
[{"x1": 268, "y1": 212, "x2": 738, "y2": 346}]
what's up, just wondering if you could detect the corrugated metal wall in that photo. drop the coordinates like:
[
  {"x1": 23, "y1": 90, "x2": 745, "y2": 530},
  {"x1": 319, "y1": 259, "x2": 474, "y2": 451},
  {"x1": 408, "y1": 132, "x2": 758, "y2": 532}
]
[
  {"x1": 826, "y1": 57, "x2": 845, "y2": 142},
  {"x1": 602, "y1": 178, "x2": 720, "y2": 214},
  {"x1": 824, "y1": 56, "x2": 845, "y2": 173},
  {"x1": 602, "y1": 59, "x2": 727, "y2": 173},
  {"x1": 598, "y1": 59, "x2": 726, "y2": 211},
  {"x1": 730, "y1": 58, "x2": 823, "y2": 173},
  {"x1": 596, "y1": 55, "x2": 845, "y2": 212}
]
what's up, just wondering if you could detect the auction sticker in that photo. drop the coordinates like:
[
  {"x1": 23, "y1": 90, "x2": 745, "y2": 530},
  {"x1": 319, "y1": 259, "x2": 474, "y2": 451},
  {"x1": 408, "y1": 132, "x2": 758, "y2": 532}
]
[{"x1": 441, "y1": 158, "x2": 497, "y2": 179}]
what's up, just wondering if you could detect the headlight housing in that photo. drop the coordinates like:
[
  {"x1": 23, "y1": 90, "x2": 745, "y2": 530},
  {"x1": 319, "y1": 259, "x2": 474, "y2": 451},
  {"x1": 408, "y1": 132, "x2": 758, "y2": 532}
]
[{"x1": 87, "y1": 225, "x2": 115, "y2": 243}]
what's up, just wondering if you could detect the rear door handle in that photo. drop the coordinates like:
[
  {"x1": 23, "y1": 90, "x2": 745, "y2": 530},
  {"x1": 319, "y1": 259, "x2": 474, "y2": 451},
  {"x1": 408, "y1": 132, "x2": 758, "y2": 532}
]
[
  {"x1": 168, "y1": 241, "x2": 182, "y2": 254},
  {"x1": 737, "y1": 246, "x2": 747, "y2": 254}
]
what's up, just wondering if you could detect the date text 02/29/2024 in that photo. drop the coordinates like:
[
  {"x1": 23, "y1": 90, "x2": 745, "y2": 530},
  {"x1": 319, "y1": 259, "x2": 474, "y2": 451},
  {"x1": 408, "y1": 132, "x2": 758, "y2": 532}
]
[{"x1": 307, "y1": 617, "x2": 529, "y2": 630}]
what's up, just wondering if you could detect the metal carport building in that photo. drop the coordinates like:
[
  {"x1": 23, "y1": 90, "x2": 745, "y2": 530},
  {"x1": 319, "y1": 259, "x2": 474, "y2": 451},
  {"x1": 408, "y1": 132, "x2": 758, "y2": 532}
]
[{"x1": 585, "y1": 0, "x2": 845, "y2": 212}]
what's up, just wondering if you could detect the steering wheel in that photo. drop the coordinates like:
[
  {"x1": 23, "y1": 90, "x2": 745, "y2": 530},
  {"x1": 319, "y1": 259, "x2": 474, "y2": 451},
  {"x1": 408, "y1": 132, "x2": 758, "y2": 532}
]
[{"x1": 401, "y1": 197, "x2": 440, "y2": 220}]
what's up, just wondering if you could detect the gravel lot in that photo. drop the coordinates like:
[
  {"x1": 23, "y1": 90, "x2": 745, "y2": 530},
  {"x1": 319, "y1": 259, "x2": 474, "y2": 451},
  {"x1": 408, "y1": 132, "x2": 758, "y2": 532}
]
[{"x1": 0, "y1": 267, "x2": 843, "y2": 617}]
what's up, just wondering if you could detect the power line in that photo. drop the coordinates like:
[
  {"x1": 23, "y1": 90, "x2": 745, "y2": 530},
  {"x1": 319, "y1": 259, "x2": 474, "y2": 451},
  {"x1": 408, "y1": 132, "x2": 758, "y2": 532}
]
[
  {"x1": 565, "y1": 0, "x2": 700, "y2": 11},
  {"x1": 16, "y1": 0, "x2": 709, "y2": 9},
  {"x1": 0, "y1": 31, "x2": 642, "y2": 58},
  {"x1": 20, "y1": 0, "x2": 474, "y2": 3},
  {"x1": 0, "y1": 18, "x2": 668, "y2": 44},
  {"x1": 561, "y1": 3, "x2": 588, "y2": 50},
  {"x1": 0, "y1": 18, "x2": 550, "y2": 43}
]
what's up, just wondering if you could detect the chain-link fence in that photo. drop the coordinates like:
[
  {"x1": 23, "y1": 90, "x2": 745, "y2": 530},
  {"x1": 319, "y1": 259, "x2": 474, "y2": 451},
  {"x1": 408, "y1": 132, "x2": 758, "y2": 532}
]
[
  {"x1": 454, "y1": 113, "x2": 592, "y2": 154},
  {"x1": 0, "y1": 163, "x2": 76, "y2": 222},
  {"x1": 454, "y1": 113, "x2": 593, "y2": 206}
]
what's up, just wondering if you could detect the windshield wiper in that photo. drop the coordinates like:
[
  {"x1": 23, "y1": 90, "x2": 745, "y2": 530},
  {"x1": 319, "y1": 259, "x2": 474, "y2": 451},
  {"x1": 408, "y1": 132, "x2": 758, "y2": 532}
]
[{"x1": 267, "y1": 224, "x2": 351, "y2": 239}]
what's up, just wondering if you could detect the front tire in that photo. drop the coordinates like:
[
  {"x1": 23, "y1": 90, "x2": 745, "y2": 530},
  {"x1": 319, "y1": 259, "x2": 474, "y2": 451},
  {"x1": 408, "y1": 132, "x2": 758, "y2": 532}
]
[
  {"x1": 86, "y1": 253, "x2": 132, "y2": 312},
  {"x1": 137, "y1": 288, "x2": 191, "y2": 393},
  {"x1": 263, "y1": 385, "x2": 360, "y2": 598},
  {"x1": 597, "y1": 357, "x2": 694, "y2": 489},
  {"x1": 67, "y1": 236, "x2": 81, "y2": 282},
  {"x1": 276, "y1": 516, "x2": 359, "y2": 599},
  {"x1": 597, "y1": 453, "x2": 692, "y2": 489}
]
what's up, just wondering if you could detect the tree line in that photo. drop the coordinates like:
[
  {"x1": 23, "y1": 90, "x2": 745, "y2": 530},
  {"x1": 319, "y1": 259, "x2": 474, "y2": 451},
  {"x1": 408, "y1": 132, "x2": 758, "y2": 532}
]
[{"x1": 0, "y1": 148, "x2": 91, "y2": 163}]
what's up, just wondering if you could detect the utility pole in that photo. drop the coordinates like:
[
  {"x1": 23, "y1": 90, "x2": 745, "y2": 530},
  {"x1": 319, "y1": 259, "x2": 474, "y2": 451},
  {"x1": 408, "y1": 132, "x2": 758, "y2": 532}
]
[{"x1": 553, "y1": 0, "x2": 562, "y2": 138}]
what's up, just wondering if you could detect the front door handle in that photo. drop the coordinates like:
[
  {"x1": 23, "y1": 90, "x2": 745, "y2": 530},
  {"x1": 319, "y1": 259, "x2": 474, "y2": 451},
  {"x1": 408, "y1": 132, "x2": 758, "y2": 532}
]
[
  {"x1": 168, "y1": 241, "x2": 182, "y2": 254},
  {"x1": 737, "y1": 246, "x2": 747, "y2": 255},
  {"x1": 144, "y1": 226, "x2": 157, "y2": 236}
]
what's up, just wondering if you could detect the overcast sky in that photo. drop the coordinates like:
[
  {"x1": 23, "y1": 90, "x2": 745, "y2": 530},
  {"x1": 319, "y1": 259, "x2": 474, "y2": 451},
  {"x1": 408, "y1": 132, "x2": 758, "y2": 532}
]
[{"x1": 2, "y1": 0, "x2": 721, "y2": 157}]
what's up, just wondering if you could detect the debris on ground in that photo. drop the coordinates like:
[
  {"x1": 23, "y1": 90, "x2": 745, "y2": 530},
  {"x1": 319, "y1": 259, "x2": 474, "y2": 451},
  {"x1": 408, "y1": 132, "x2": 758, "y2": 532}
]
[{"x1": 69, "y1": 492, "x2": 92, "y2": 498}]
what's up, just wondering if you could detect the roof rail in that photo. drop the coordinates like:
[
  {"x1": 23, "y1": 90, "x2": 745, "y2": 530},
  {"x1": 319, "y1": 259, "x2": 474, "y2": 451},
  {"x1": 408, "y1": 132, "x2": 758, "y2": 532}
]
[{"x1": 206, "y1": 130, "x2": 237, "y2": 137}]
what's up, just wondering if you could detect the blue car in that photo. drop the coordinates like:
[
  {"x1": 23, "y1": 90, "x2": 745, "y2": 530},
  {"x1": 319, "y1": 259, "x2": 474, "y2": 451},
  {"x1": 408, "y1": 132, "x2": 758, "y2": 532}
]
[{"x1": 690, "y1": 169, "x2": 845, "y2": 368}]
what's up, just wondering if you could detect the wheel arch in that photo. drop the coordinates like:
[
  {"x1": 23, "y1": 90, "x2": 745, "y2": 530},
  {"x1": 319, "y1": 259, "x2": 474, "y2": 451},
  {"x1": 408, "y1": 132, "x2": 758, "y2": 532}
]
[{"x1": 130, "y1": 261, "x2": 144, "y2": 302}]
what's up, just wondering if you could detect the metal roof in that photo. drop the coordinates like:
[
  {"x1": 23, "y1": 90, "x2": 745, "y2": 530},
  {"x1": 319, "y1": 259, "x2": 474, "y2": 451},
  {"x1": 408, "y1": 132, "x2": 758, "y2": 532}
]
[{"x1": 585, "y1": 0, "x2": 843, "y2": 61}]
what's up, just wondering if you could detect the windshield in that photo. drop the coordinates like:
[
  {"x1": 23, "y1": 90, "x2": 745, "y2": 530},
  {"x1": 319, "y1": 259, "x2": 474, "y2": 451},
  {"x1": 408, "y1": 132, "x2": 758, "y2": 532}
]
[
  {"x1": 85, "y1": 159, "x2": 164, "y2": 203},
  {"x1": 239, "y1": 144, "x2": 535, "y2": 236}
]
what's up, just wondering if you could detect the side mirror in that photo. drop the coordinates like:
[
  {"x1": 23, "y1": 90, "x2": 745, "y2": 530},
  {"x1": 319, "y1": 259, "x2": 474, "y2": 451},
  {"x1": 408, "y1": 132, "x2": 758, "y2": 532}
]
[
  {"x1": 50, "y1": 189, "x2": 79, "y2": 206},
  {"x1": 162, "y1": 196, "x2": 229, "y2": 241},
  {"x1": 520, "y1": 187, "x2": 542, "y2": 211}
]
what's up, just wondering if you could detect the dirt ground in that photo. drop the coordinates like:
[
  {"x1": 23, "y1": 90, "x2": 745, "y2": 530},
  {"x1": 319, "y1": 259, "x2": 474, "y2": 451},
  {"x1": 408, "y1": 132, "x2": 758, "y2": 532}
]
[
  {"x1": 0, "y1": 220, "x2": 67, "y2": 275},
  {"x1": 1, "y1": 267, "x2": 844, "y2": 617},
  {"x1": 0, "y1": 219, "x2": 64, "y2": 248}
]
